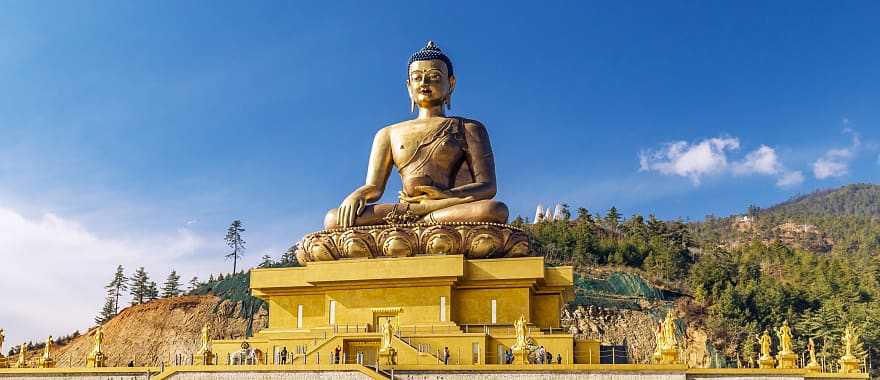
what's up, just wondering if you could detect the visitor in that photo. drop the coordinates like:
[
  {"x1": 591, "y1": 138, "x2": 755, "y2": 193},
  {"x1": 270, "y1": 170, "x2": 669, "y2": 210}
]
[
  {"x1": 546, "y1": 350, "x2": 552, "y2": 364},
  {"x1": 443, "y1": 347, "x2": 450, "y2": 365},
  {"x1": 556, "y1": 353, "x2": 562, "y2": 364},
  {"x1": 280, "y1": 347, "x2": 288, "y2": 364},
  {"x1": 537, "y1": 346, "x2": 546, "y2": 364},
  {"x1": 127, "y1": 360, "x2": 134, "y2": 367},
  {"x1": 334, "y1": 346, "x2": 341, "y2": 364}
]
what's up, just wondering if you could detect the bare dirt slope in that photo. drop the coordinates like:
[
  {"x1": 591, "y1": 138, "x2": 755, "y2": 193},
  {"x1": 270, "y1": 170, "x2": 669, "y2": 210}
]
[{"x1": 51, "y1": 295, "x2": 266, "y2": 367}]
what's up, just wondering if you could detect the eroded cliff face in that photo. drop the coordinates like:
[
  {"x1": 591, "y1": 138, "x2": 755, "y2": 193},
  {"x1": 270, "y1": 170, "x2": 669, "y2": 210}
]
[
  {"x1": 563, "y1": 303, "x2": 713, "y2": 368},
  {"x1": 51, "y1": 295, "x2": 266, "y2": 367}
]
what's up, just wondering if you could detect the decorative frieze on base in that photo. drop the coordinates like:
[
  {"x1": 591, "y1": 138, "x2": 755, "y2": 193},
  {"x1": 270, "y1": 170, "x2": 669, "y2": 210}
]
[
  {"x1": 776, "y1": 352, "x2": 796, "y2": 369},
  {"x1": 295, "y1": 223, "x2": 530, "y2": 263}
]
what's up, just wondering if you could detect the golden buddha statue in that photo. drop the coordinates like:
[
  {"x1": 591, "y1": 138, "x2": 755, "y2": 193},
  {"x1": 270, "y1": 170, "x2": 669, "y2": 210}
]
[
  {"x1": 325, "y1": 41, "x2": 508, "y2": 229},
  {"x1": 296, "y1": 42, "x2": 530, "y2": 263}
]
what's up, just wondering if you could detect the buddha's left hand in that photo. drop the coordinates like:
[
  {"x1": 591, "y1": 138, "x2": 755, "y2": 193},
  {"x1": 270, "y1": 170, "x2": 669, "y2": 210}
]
[{"x1": 412, "y1": 185, "x2": 455, "y2": 200}]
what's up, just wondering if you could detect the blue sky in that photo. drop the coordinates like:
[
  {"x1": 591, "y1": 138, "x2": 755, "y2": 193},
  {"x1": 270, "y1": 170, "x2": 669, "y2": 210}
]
[{"x1": 1, "y1": 1, "x2": 879, "y2": 344}]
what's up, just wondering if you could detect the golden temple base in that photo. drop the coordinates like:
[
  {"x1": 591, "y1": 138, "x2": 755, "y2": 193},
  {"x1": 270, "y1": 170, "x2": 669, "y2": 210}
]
[
  {"x1": 777, "y1": 352, "x2": 796, "y2": 369},
  {"x1": 210, "y1": 255, "x2": 600, "y2": 366},
  {"x1": 0, "y1": 356, "x2": 7, "y2": 369},
  {"x1": 36, "y1": 358, "x2": 55, "y2": 368}
]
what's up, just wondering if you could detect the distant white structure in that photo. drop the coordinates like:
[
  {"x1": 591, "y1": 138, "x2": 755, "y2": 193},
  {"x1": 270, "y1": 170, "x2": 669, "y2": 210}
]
[
  {"x1": 553, "y1": 203, "x2": 564, "y2": 221},
  {"x1": 534, "y1": 204, "x2": 545, "y2": 223},
  {"x1": 533, "y1": 203, "x2": 567, "y2": 223}
]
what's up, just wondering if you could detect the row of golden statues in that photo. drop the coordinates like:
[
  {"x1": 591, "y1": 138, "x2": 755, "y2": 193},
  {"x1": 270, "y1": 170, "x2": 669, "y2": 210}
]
[
  {"x1": 652, "y1": 316, "x2": 864, "y2": 374},
  {"x1": 0, "y1": 327, "x2": 106, "y2": 369}
]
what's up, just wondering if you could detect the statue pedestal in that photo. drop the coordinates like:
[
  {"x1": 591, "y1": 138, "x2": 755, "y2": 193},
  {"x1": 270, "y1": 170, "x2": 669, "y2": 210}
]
[
  {"x1": 838, "y1": 355, "x2": 860, "y2": 373},
  {"x1": 758, "y1": 355, "x2": 775, "y2": 369},
  {"x1": 378, "y1": 348, "x2": 395, "y2": 366},
  {"x1": 805, "y1": 359, "x2": 821, "y2": 372},
  {"x1": 37, "y1": 358, "x2": 55, "y2": 368},
  {"x1": 775, "y1": 351, "x2": 796, "y2": 369},
  {"x1": 296, "y1": 223, "x2": 530, "y2": 263},
  {"x1": 0, "y1": 356, "x2": 8, "y2": 368},
  {"x1": 657, "y1": 347, "x2": 679, "y2": 365},
  {"x1": 87, "y1": 352, "x2": 106, "y2": 368},
  {"x1": 195, "y1": 350, "x2": 214, "y2": 365},
  {"x1": 512, "y1": 348, "x2": 529, "y2": 365}
]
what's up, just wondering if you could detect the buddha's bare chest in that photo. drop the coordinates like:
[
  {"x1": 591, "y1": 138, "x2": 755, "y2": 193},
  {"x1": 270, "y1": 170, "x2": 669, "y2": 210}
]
[{"x1": 389, "y1": 121, "x2": 466, "y2": 170}]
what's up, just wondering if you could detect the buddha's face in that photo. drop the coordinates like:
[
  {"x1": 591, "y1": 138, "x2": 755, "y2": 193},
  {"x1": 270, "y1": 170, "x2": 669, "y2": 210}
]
[{"x1": 407, "y1": 59, "x2": 455, "y2": 109}]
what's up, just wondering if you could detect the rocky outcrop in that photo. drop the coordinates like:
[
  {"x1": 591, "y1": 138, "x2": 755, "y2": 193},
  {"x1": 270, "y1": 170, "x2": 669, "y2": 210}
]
[{"x1": 562, "y1": 304, "x2": 712, "y2": 368}]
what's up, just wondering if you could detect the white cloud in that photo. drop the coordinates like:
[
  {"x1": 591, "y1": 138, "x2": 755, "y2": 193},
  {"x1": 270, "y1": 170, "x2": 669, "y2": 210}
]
[
  {"x1": 813, "y1": 157, "x2": 849, "y2": 179},
  {"x1": 0, "y1": 207, "x2": 220, "y2": 348},
  {"x1": 776, "y1": 171, "x2": 805, "y2": 187},
  {"x1": 640, "y1": 138, "x2": 800, "y2": 188},
  {"x1": 639, "y1": 137, "x2": 740, "y2": 184},
  {"x1": 732, "y1": 145, "x2": 783, "y2": 175},
  {"x1": 812, "y1": 129, "x2": 860, "y2": 180}
]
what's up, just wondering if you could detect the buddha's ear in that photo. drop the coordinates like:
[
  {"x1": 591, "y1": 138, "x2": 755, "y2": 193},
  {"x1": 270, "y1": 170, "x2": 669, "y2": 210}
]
[
  {"x1": 405, "y1": 80, "x2": 415, "y2": 101},
  {"x1": 448, "y1": 75, "x2": 457, "y2": 94}
]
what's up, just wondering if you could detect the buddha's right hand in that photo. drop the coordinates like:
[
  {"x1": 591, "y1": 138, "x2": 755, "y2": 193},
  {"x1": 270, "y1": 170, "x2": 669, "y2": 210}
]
[{"x1": 338, "y1": 192, "x2": 367, "y2": 228}]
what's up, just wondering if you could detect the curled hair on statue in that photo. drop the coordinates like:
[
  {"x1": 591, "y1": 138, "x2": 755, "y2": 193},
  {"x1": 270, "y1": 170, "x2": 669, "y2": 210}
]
[{"x1": 408, "y1": 41, "x2": 453, "y2": 77}]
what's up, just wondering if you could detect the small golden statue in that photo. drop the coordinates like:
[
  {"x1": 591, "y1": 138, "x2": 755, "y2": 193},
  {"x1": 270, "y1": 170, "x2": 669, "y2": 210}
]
[
  {"x1": 804, "y1": 337, "x2": 821, "y2": 371},
  {"x1": 378, "y1": 318, "x2": 396, "y2": 365},
  {"x1": 653, "y1": 313, "x2": 679, "y2": 364},
  {"x1": 511, "y1": 315, "x2": 530, "y2": 364},
  {"x1": 838, "y1": 322, "x2": 861, "y2": 374},
  {"x1": 86, "y1": 326, "x2": 106, "y2": 368},
  {"x1": 295, "y1": 42, "x2": 530, "y2": 263},
  {"x1": 194, "y1": 322, "x2": 214, "y2": 365},
  {"x1": 775, "y1": 320, "x2": 796, "y2": 368},
  {"x1": 14, "y1": 342, "x2": 27, "y2": 368},
  {"x1": 0, "y1": 328, "x2": 6, "y2": 368},
  {"x1": 756, "y1": 329, "x2": 775, "y2": 369},
  {"x1": 37, "y1": 336, "x2": 55, "y2": 368}
]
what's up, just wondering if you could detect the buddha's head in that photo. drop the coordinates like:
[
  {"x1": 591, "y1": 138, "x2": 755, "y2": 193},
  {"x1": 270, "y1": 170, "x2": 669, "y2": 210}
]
[{"x1": 407, "y1": 41, "x2": 456, "y2": 110}]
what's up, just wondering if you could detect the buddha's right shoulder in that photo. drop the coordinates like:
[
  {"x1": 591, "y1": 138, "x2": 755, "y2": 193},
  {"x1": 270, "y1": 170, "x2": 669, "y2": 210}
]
[{"x1": 377, "y1": 120, "x2": 413, "y2": 136}]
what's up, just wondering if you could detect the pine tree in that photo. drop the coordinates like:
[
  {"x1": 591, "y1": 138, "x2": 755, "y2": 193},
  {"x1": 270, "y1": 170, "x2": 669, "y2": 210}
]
[
  {"x1": 605, "y1": 207, "x2": 621, "y2": 234},
  {"x1": 146, "y1": 281, "x2": 159, "y2": 301},
  {"x1": 188, "y1": 276, "x2": 199, "y2": 292},
  {"x1": 104, "y1": 265, "x2": 128, "y2": 314},
  {"x1": 208, "y1": 274, "x2": 215, "y2": 283},
  {"x1": 129, "y1": 267, "x2": 150, "y2": 305},
  {"x1": 95, "y1": 295, "x2": 116, "y2": 324},
  {"x1": 225, "y1": 220, "x2": 246, "y2": 274},
  {"x1": 161, "y1": 270, "x2": 182, "y2": 298},
  {"x1": 259, "y1": 254, "x2": 274, "y2": 268}
]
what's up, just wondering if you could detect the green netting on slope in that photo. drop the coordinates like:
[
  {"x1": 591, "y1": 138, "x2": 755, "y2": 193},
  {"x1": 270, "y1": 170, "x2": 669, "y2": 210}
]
[
  {"x1": 576, "y1": 272, "x2": 665, "y2": 300},
  {"x1": 191, "y1": 271, "x2": 265, "y2": 319}
]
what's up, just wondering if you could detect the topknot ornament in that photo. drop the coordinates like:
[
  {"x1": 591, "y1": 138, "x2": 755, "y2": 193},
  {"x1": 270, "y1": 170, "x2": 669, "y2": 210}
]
[{"x1": 408, "y1": 40, "x2": 453, "y2": 77}]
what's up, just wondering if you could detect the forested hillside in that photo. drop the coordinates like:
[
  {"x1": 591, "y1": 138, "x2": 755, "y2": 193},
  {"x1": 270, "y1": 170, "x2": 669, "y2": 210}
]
[{"x1": 521, "y1": 184, "x2": 880, "y2": 372}]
